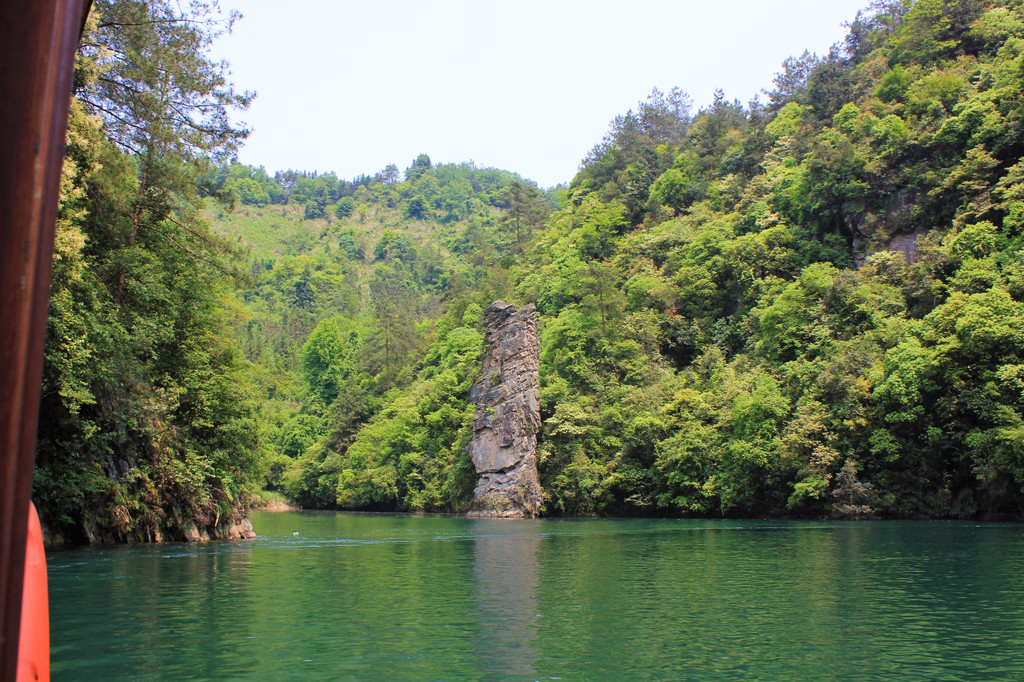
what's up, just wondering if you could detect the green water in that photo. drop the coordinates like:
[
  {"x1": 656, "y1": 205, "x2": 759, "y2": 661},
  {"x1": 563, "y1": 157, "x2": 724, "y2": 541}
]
[{"x1": 48, "y1": 513, "x2": 1024, "y2": 680}]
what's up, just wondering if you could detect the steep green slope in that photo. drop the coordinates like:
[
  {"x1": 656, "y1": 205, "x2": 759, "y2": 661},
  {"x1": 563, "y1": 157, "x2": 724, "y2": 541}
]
[
  {"x1": 39, "y1": 0, "x2": 1024, "y2": 541},
  {"x1": 517, "y1": 0, "x2": 1024, "y2": 519},
  {"x1": 35, "y1": 1, "x2": 263, "y2": 542},
  {"x1": 206, "y1": 159, "x2": 556, "y2": 510},
  {"x1": 253, "y1": 0, "x2": 1024, "y2": 520}
]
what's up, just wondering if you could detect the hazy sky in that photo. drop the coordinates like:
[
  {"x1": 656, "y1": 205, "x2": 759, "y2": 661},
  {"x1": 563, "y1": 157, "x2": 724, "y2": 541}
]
[{"x1": 211, "y1": 0, "x2": 872, "y2": 188}]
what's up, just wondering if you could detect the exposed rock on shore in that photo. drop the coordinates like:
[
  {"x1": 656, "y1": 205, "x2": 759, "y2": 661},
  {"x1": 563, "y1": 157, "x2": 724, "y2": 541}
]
[
  {"x1": 467, "y1": 301, "x2": 543, "y2": 518},
  {"x1": 41, "y1": 511, "x2": 256, "y2": 546}
]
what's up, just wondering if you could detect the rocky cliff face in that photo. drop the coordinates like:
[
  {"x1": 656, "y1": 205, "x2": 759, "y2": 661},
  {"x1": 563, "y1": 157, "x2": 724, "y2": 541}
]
[
  {"x1": 844, "y1": 190, "x2": 922, "y2": 267},
  {"x1": 467, "y1": 301, "x2": 543, "y2": 518},
  {"x1": 41, "y1": 511, "x2": 256, "y2": 546}
]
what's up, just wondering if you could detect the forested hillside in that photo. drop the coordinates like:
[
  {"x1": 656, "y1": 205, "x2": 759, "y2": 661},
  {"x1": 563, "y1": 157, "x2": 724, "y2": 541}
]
[
  {"x1": 204, "y1": 158, "x2": 556, "y2": 511},
  {"x1": 35, "y1": 0, "x2": 262, "y2": 542},
  {"x1": 36, "y1": 0, "x2": 1024, "y2": 541},
  {"x1": 521, "y1": 0, "x2": 1024, "y2": 519}
]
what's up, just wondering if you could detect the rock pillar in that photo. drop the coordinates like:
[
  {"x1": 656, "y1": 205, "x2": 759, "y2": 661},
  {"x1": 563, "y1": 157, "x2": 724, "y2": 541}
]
[{"x1": 467, "y1": 301, "x2": 543, "y2": 517}]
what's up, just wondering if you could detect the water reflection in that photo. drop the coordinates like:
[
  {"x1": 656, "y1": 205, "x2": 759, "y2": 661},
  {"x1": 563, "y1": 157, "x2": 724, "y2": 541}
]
[
  {"x1": 471, "y1": 520, "x2": 541, "y2": 679},
  {"x1": 48, "y1": 515, "x2": 1024, "y2": 680}
]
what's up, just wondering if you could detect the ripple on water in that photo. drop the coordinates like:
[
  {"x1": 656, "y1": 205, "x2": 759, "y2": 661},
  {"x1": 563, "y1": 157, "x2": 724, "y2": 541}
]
[{"x1": 47, "y1": 515, "x2": 1024, "y2": 680}]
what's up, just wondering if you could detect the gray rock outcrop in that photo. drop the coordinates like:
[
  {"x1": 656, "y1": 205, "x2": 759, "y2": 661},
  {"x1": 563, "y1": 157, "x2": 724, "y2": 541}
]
[
  {"x1": 467, "y1": 301, "x2": 543, "y2": 518},
  {"x1": 42, "y1": 510, "x2": 256, "y2": 545},
  {"x1": 844, "y1": 190, "x2": 922, "y2": 267}
]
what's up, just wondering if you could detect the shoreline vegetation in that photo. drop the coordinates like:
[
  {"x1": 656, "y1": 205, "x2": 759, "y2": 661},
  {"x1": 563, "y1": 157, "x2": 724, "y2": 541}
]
[
  {"x1": 35, "y1": 0, "x2": 1024, "y2": 543},
  {"x1": 258, "y1": 498, "x2": 299, "y2": 513}
]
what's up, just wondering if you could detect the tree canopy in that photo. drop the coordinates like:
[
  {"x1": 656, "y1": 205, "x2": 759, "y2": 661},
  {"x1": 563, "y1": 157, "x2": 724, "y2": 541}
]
[{"x1": 38, "y1": 0, "x2": 1024, "y2": 539}]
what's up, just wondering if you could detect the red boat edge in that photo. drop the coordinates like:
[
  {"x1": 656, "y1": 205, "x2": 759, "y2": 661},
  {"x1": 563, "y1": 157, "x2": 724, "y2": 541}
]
[{"x1": 17, "y1": 503, "x2": 48, "y2": 682}]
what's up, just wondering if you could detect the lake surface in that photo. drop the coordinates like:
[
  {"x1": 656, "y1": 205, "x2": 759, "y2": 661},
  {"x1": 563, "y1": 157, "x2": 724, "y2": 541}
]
[{"x1": 48, "y1": 512, "x2": 1024, "y2": 680}]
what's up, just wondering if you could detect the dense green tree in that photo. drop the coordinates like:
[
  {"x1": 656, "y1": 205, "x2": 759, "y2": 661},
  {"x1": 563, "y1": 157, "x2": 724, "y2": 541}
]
[
  {"x1": 335, "y1": 196, "x2": 356, "y2": 218},
  {"x1": 36, "y1": 0, "x2": 261, "y2": 541},
  {"x1": 405, "y1": 153, "x2": 433, "y2": 181},
  {"x1": 405, "y1": 194, "x2": 430, "y2": 220},
  {"x1": 364, "y1": 265, "x2": 419, "y2": 391},
  {"x1": 496, "y1": 179, "x2": 550, "y2": 247},
  {"x1": 51, "y1": 0, "x2": 1024, "y2": 527},
  {"x1": 765, "y1": 51, "x2": 820, "y2": 111}
]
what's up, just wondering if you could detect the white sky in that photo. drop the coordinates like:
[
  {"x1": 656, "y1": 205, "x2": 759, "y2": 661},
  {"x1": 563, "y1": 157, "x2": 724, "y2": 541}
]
[{"x1": 212, "y1": 0, "x2": 872, "y2": 188}]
